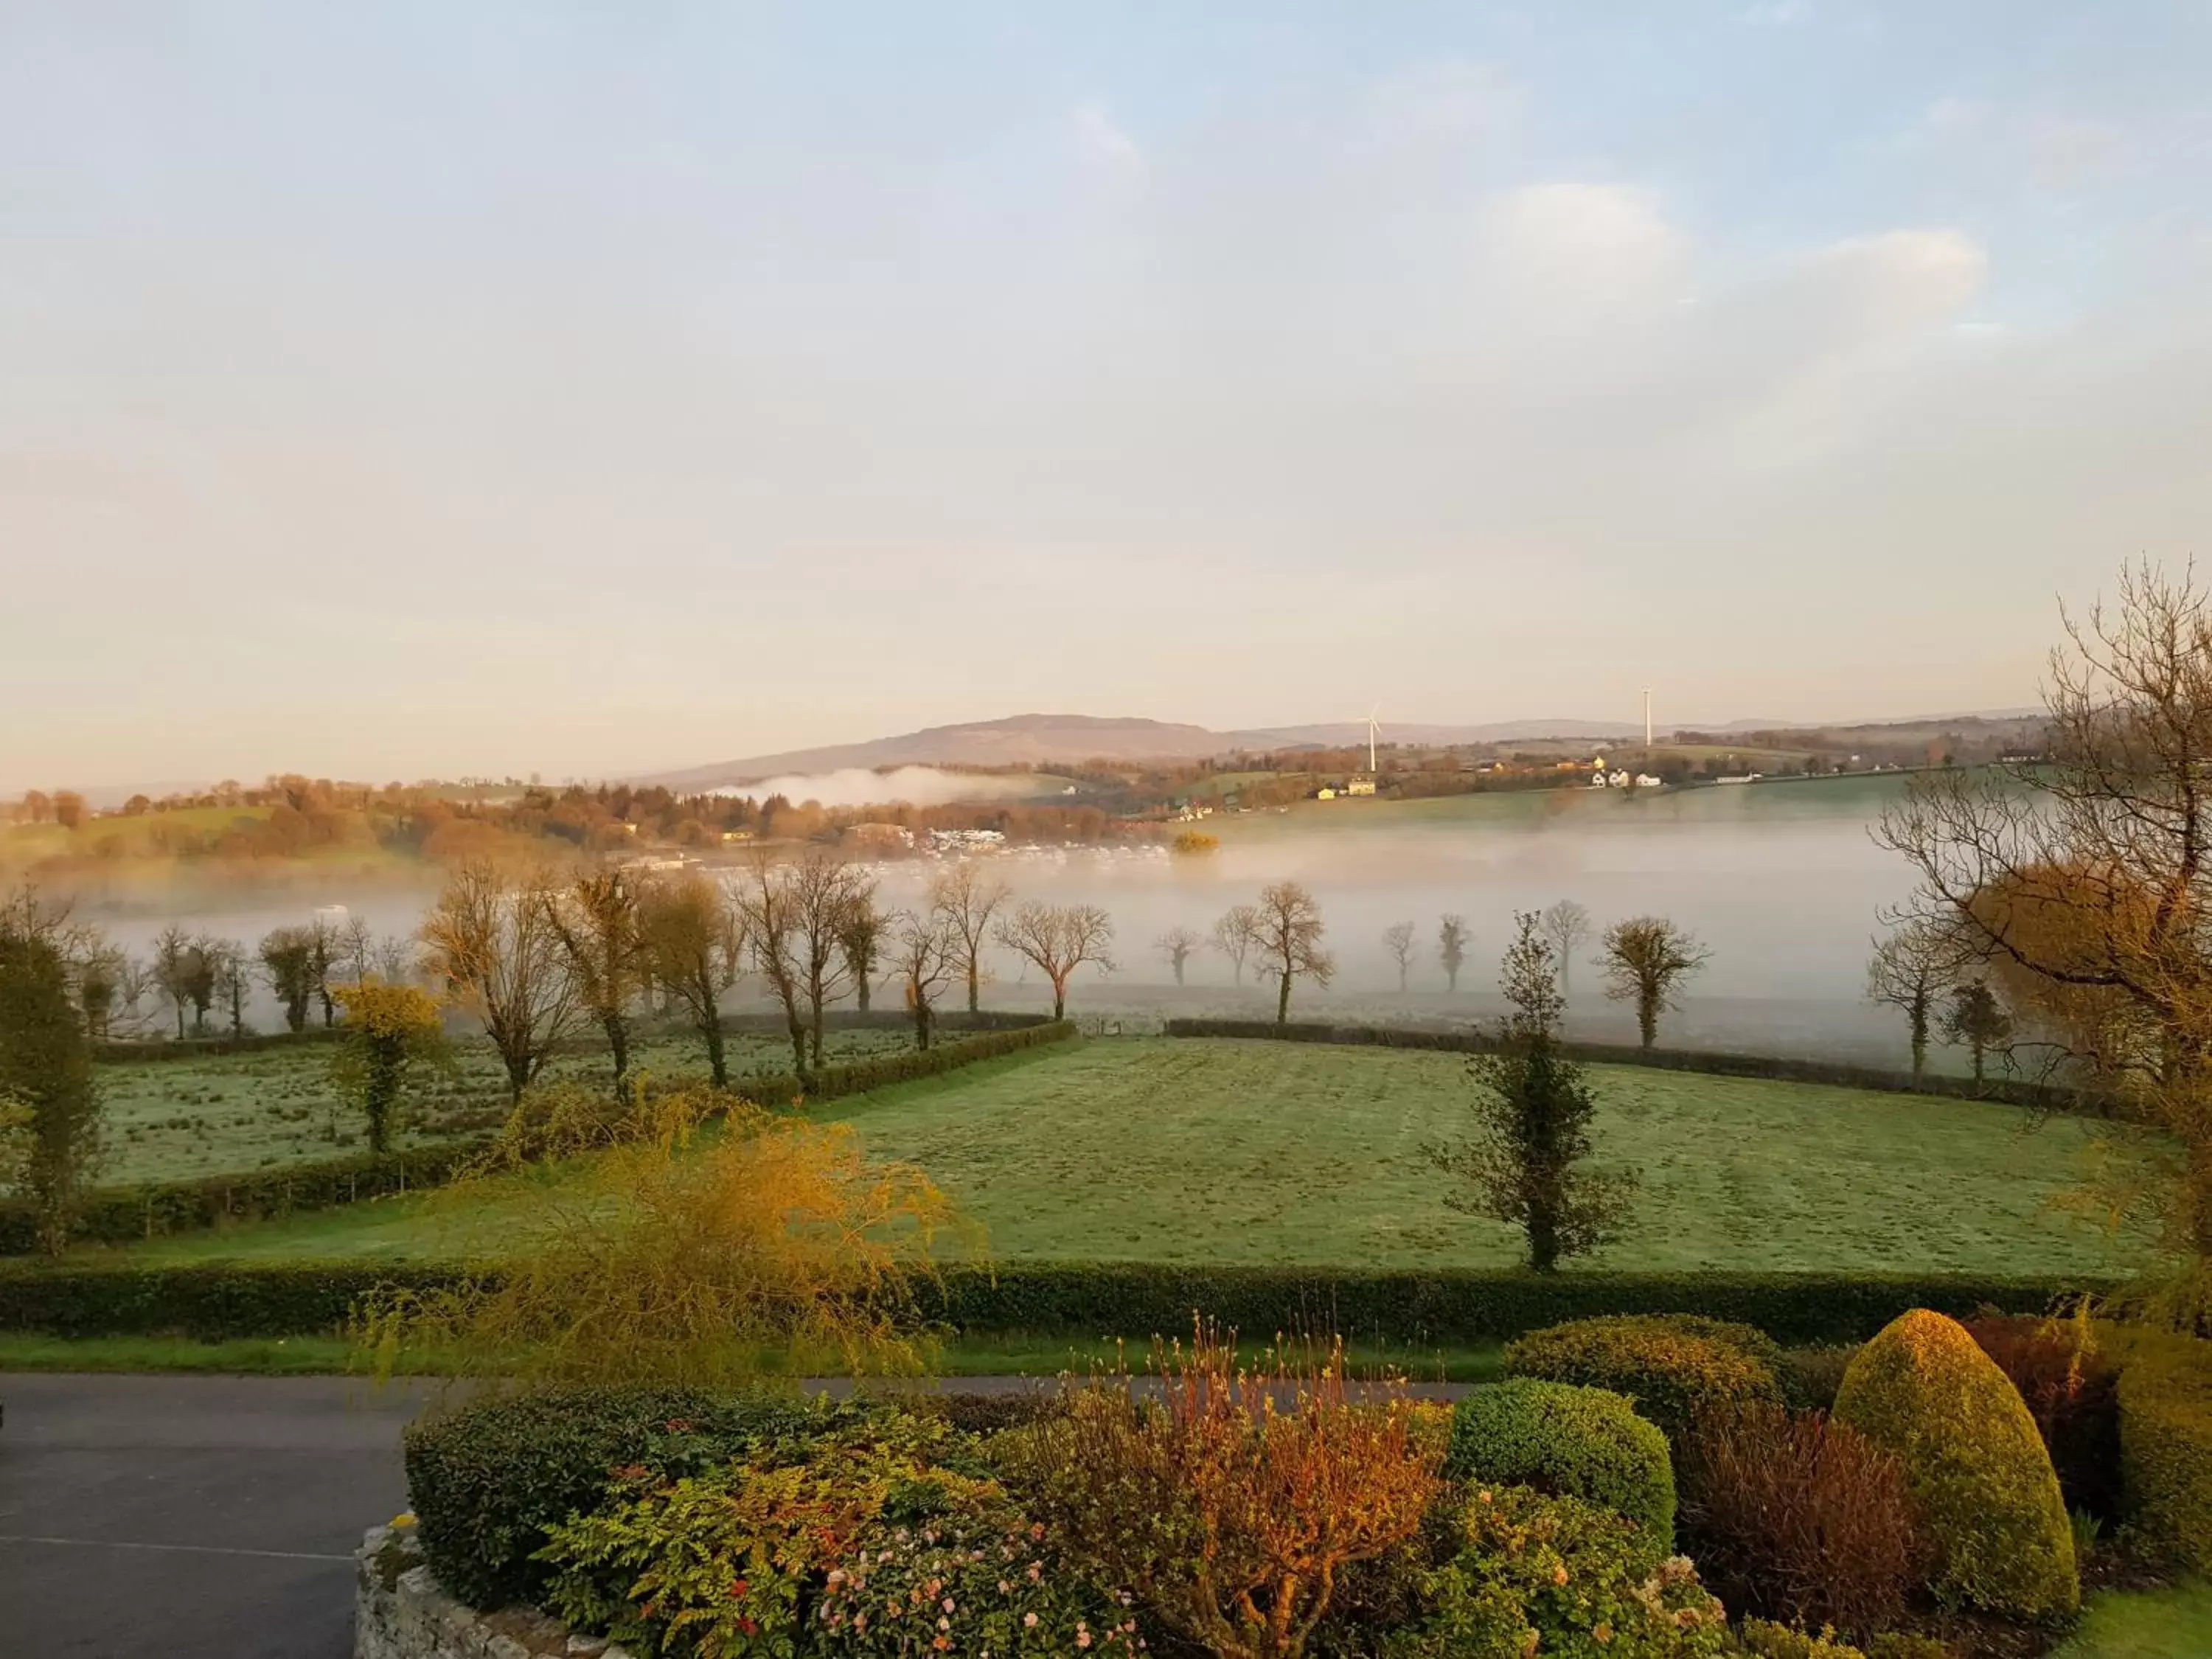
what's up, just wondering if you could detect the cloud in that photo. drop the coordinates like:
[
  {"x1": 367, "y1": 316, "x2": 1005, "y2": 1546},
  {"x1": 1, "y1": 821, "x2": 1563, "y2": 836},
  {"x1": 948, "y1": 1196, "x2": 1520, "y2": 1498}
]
[
  {"x1": 1070, "y1": 101, "x2": 1142, "y2": 181},
  {"x1": 1363, "y1": 60, "x2": 1523, "y2": 145},
  {"x1": 1745, "y1": 0, "x2": 1812, "y2": 24}
]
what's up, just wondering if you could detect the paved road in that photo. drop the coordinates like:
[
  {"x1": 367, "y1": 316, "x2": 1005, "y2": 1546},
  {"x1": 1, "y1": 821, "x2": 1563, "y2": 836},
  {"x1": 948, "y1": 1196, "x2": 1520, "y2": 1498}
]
[{"x1": 0, "y1": 1374, "x2": 430, "y2": 1659}]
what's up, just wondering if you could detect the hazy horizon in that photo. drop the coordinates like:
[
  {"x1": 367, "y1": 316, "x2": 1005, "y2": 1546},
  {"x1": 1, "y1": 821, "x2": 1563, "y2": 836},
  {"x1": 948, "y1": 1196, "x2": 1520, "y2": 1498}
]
[{"x1": 6, "y1": 4, "x2": 2209, "y2": 788}]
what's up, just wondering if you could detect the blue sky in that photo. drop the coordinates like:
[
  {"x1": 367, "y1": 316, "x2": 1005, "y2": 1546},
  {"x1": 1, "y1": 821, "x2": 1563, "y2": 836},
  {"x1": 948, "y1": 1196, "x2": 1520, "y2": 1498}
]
[{"x1": 4, "y1": 3, "x2": 2210, "y2": 786}]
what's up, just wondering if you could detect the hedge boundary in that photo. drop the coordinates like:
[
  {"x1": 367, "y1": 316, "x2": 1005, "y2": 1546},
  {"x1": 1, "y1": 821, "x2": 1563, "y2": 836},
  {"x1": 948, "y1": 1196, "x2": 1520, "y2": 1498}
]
[
  {"x1": 0, "y1": 1260, "x2": 2112, "y2": 1345},
  {"x1": 1162, "y1": 1018, "x2": 2096, "y2": 1113},
  {"x1": 1, "y1": 1020, "x2": 1077, "y2": 1256},
  {"x1": 93, "y1": 1026, "x2": 349, "y2": 1064}
]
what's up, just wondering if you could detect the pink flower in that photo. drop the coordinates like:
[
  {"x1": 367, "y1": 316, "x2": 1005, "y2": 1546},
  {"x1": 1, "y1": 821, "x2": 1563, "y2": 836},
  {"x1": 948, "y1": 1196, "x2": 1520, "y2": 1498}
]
[
  {"x1": 1023, "y1": 1613, "x2": 1038, "y2": 1630},
  {"x1": 944, "y1": 1599, "x2": 957, "y2": 1613},
  {"x1": 1078, "y1": 1632, "x2": 1093, "y2": 1649}
]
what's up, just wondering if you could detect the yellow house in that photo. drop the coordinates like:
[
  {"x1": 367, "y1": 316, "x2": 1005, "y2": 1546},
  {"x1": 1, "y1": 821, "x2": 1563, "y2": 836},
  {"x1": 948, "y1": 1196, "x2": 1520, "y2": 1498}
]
[
  {"x1": 1316, "y1": 787, "x2": 1338, "y2": 801},
  {"x1": 1346, "y1": 776, "x2": 1377, "y2": 796}
]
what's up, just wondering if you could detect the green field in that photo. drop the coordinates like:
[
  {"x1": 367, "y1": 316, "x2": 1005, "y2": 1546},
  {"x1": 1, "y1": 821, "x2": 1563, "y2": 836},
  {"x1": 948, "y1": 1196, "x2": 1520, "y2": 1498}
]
[
  {"x1": 94, "y1": 1025, "x2": 918, "y2": 1185},
  {"x1": 2051, "y1": 1579, "x2": 2212, "y2": 1658},
  {"x1": 97, "y1": 1037, "x2": 2160, "y2": 1273}
]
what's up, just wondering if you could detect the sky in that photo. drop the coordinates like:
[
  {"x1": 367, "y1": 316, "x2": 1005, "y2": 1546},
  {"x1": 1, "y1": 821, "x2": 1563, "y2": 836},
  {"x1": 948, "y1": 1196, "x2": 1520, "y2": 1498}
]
[{"x1": 4, "y1": 2, "x2": 2211, "y2": 790}]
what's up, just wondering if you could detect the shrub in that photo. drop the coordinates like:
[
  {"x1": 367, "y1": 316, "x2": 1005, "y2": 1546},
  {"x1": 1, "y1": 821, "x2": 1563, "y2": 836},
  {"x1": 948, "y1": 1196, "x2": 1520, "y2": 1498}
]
[
  {"x1": 540, "y1": 1411, "x2": 1136, "y2": 1659},
  {"x1": 1778, "y1": 1346, "x2": 1860, "y2": 1412},
  {"x1": 1736, "y1": 1621, "x2": 1865, "y2": 1659},
  {"x1": 1676, "y1": 1402, "x2": 1927, "y2": 1639},
  {"x1": 1832, "y1": 1309, "x2": 2077, "y2": 1618},
  {"x1": 403, "y1": 1385, "x2": 849, "y2": 1610},
  {"x1": 1444, "y1": 1380, "x2": 1675, "y2": 1555},
  {"x1": 1865, "y1": 1636, "x2": 1952, "y2": 1659},
  {"x1": 1382, "y1": 1486, "x2": 1728, "y2": 1659},
  {"x1": 355, "y1": 1103, "x2": 959, "y2": 1388},
  {"x1": 1503, "y1": 1315, "x2": 1784, "y2": 1441},
  {"x1": 1004, "y1": 1328, "x2": 1440, "y2": 1659},
  {"x1": 2110, "y1": 1327, "x2": 2212, "y2": 1574},
  {"x1": 1963, "y1": 1311, "x2": 2121, "y2": 1520}
]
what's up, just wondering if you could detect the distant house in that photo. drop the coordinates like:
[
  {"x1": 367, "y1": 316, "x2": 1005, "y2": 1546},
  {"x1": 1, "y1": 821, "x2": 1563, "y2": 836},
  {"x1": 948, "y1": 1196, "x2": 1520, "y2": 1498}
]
[
  {"x1": 1315, "y1": 787, "x2": 1338, "y2": 801},
  {"x1": 1344, "y1": 776, "x2": 1377, "y2": 797},
  {"x1": 720, "y1": 829, "x2": 752, "y2": 843},
  {"x1": 844, "y1": 822, "x2": 915, "y2": 852}
]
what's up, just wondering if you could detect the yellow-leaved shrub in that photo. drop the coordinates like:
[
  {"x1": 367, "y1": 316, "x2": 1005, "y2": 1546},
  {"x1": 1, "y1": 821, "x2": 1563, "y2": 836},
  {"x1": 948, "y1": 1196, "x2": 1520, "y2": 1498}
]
[{"x1": 1833, "y1": 1309, "x2": 2076, "y2": 1619}]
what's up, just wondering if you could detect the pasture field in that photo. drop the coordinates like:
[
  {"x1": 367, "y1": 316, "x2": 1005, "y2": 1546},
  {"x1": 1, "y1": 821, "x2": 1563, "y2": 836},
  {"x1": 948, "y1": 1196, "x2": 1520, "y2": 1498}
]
[
  {"x1": 102, "y1": 1037, "x2": 2160, "y2": 1274},
  {"x1": 93, "y1": 1025, "x2": 915, "y2": 1185}
]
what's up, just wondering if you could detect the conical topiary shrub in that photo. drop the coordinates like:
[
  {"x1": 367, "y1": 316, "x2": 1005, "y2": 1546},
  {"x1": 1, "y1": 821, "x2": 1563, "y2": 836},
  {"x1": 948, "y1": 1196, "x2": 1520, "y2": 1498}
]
[{"x1": 1832, "y1": 1308, "x2": 2078, "y2": 1618}]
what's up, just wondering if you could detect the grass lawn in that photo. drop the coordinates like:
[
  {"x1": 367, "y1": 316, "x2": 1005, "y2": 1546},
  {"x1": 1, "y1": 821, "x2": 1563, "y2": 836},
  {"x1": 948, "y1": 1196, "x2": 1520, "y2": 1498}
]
[
  {"x1": 0, "y1": 1330, "x2": 1505, "y2": 1382},
  {"x1": 93, "y1": 1025, "x2": 917, "y2": 1185},
  {"x1": 94, "y1": 1037, "x2": 2158, "y2": 1274},
  {"x1": 2051, "y1": 1579, "x2": 2212, "y2": 1658}
]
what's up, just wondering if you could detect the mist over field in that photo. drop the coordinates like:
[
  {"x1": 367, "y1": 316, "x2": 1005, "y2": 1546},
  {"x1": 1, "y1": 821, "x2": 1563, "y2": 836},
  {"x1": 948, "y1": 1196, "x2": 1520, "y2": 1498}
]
[{"x1": 711, "y1": 766, "x2": 1057, "y2": 809}]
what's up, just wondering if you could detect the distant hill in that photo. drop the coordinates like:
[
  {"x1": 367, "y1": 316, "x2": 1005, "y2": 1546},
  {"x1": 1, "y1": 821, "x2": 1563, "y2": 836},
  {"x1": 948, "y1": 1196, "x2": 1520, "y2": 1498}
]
[{"x1": 640, "y1": 708, "x2": 2044, "y2": 789}]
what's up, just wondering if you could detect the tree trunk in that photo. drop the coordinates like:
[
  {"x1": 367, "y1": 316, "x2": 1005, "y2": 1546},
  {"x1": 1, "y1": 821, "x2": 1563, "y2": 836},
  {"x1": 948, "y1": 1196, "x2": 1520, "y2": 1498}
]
[
  {"x1": 967, "y1": 963, "x2": 980, "y2": 1014},
  {"x1": 1173, "y1": 959, "x2": 1185, "y2": 986},
  {"x1": 1908, "y1": 1002, "x2": 1928, "y2": 1078},
  {"x1": 810, "y1": 1004, "x2": 826, "y2": 1071},
  {"x1": 1276, "y1": 970, "x2": 1293, "y2": 1025},
  {"x1": 504, "y1": 1051, "x2": 530, "y2": 1107},
  {"x1": 1398, "y1": 967, "x2": 1408, "y2": 992},
  {"x1": 787, "y1": 1018, "x2": 810, "y2": 1088},
  {"x1": 1051, "y1": 977, "x2": 1067, "y2": 1021},
  {"x1": 229, "y1": 982, "x2": 245, "y2": 1036},
  {"x1": 704, "y1": 1015, "x2": 727, "y2": 1090},
  {"x1": 857, "y1": 975, "x2": 872, "y2": 1013},
  {"x1": 913, "y1": 1001, "x2": 933, "y2": 1051},
  {"x1": 1637, "y1": 990, "x2": 1658, "y2": 1049},
  {"x1": 1447, "y1": 966, "x2": 1459, "y2": 992},
  {"x1": 1970, "y1": 1039, "x2": 1986, "y2": 1084},
  {"x1": 605, "y1": 1011, "x2": 632, "y2": 1101}
]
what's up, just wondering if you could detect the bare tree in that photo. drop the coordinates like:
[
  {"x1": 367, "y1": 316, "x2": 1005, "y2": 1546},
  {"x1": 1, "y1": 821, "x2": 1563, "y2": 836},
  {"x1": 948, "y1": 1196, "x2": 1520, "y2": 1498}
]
[
  {"x1": 152, "y1": 925, "x2": 196, "y2": 1040},
  {"x1": 1382, "y1": 921, "x2": 1416, "y2": 992},
  {"x1": 1865, "y1": 919, "x2": 1968, "y2": 1078},
  {"x1": 208, "y1": 938, "x2": 250, "y2": 1037},
  {"x1": 1211, "y1": 903, "x2": 1259, "y2": 987},
  {"x1": 339, "y1": 914, "x2": 378, "y2": 987},
  {"x1": 1155, "y1": 925, "x2": 1203, "y2": 987},
  {"x1": 420, "y1": 861, "x2": 580, "y2": 1104},
  {"x1": 887, "y1": 908, "x2": 961, "y2": 1049},
  {"x1": 1872, "y1": 563, "x2": 2212, "y2": 1291},
  {"x1": 929, "y1": 864, "x2": 1012, "y2": 1014},
  {"x1": 260, "y1": 927, "x2": 318, "y2": 1033},
  {"x1": 549, "y1": 871, "x2": 649, "y2": 1099},
  {"x1": 837, "y1": 886, "x2": 889, "y2": 1015},
  {"x1": 306, "y1": 917, "x2": 339, "y2": 1028},
  {"x1": 1599, "y1": 916, "x2": 1711, "y2": 1048},
  {"x1": 1438, "y1": 914, "x2": 1470, "y2": 993},
  {"x1": 993, "y1": 900, "x2": 1116, "y2": 1020},
  {"x1": 639, "y1": 874, "x2": 745, "y2": 1089},
  {"x1": 738, "y1": 849, "x2": 869, "y2": 1082},
  {"x1": 1540, "y1": 900, "x2": 1593, "y2": 995},
  {"x1": 1253, "y1": 881, "x2": 1335, "y2": 1025}
]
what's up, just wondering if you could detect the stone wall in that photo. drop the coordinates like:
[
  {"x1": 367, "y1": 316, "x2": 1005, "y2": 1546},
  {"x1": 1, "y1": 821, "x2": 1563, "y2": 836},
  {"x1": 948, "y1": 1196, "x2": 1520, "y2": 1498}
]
[{"x1": 355, "y1": 1523, "x2": 630, "y2": 1659}]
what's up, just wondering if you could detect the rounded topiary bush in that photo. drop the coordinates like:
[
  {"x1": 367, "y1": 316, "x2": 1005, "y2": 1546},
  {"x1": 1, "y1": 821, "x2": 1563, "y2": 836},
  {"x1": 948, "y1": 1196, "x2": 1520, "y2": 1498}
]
[
  {"x1": 1444, "y1": 1379, "x2": 1675, "y2": 1555},
  {"x1": 1832, "y1": 1308, "x2": 2078, "y2": 1618},
  {"x1": 1503, "y1": 1314, "x2": 1785, "y2": 1441}
]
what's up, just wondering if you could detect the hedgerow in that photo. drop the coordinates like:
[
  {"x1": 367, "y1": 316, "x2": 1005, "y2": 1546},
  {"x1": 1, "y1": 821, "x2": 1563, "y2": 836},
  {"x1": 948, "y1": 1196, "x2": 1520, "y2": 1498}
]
[
  {"x1": 1161, "y1": 1018, "x2": 2098, "y2": 1113},
  {"x1": 0, "y1": 1020, "x2": 1077, "y2": 1255},
  {"x1": 2111, "y1": 1327, "x2": 2212, "y2": 1574},
  {"x1": 0, "y1": 1260, "x2": 2111, "y2": 1343}
]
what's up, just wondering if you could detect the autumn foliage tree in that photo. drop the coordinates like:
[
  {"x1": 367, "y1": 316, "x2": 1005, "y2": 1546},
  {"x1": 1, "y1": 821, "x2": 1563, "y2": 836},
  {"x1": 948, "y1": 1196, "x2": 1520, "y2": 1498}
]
[
  {"x1": 639, "y1": 874, "x2": 746, "y2": 1088},
  {"x1": 332, "y1": 982, "x2": 445, "y2": 1153},
  {"x1": 547, "y1": 872, "x2": 648, "y2": 1100},
  {"x1": 995, "y1": 900, "x2": 1116, "y2": 1020},
  {"x1": 1877, "y1": 563, "x2": 2212, "y2": 1296}
]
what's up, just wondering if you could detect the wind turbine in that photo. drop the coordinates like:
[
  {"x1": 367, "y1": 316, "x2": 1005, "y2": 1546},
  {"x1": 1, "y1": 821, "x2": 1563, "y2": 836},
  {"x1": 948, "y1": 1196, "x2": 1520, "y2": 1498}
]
[{"x1": 1366, "y1": 703, "x2": 1380, "y2": 775}]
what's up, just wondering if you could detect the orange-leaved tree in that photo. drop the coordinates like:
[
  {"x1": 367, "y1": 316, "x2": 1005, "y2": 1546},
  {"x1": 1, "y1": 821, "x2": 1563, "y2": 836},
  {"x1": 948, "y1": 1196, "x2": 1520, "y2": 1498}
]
[{"x1": 332, "y1": 981, "x2": 445, "y2": 1154}]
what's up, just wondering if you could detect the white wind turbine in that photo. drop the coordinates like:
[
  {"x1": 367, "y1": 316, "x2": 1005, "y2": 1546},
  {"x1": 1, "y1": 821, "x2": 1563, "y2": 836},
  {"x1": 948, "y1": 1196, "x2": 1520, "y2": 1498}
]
[{"x1": 1365, "y1": 703, "x2": 1380, "y2": 774}]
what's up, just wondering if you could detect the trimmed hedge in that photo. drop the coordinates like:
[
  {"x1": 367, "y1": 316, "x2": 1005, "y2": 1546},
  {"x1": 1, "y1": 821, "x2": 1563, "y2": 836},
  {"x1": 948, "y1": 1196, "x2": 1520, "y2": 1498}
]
[
  {"x1": 406, "y1": 1387, "x2": 860, "y2": 1610},
  {"x1": 1503, "y1": 1314, "x2": 1785, "y2": 1442},
  {"x1": 92, "y1": 1026, "x2": 349, "y2": 1064},
  {"x1": 1, "y1": 1021, "x2": 1077, "y2": 1256},
  {"x1": 1834, "y1": 1309, "x2": 2077, "y2": 1619},
  {"x1": 2112, "y1": 1328, "x2": 2212, "y2": 1574},
  {"x1": 0, "y1": 1140, "x2": 484, "y2": 1256},
  {"x1": 1161, "y1": 1018, "x2": 2098, "y2": 1113},
  {"x1": 0, "y1": 1260, "x2": 2115, "y2": 1344},
  {"x1": 1445, "y1": 1380, "x2": 1677, "y2": 1553}
]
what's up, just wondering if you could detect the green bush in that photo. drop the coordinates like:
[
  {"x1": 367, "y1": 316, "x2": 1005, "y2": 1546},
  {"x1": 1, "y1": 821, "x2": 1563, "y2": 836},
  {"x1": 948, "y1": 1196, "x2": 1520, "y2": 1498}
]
[
  {"x1": 2111, "y1": 1328, "x2": 2212, "y2": 1574},
  {"x1": 1736, "y1": 1621, "x2": 1865, "y2": 1659},
  {"x1": 403, "y1": 1385, "x2": 858, "y2": 1610},
  {"x1": 1864, "y1": 1635, "x2": 1952, "y2": 1659},
  {"x1": 0, "y1": 1259, "x2": 2105, "y2": 1346},
  {"x1": 1445, "y1": 1380, "x2": 1676, "y2": 1554},
  {"x1": 1778, "y1": 1346, "x2": 1861, "y2": 1412},
  {"x1": 1833, "y1": 1309, "x2": 2077, "y2": 1618},
  {"x1": 1503, "y1": 1314, "x2": 1784, "y2": 1441},
  {"x1": 1381, "y1": 1486, "x2": 1728, "y2": 1659}
]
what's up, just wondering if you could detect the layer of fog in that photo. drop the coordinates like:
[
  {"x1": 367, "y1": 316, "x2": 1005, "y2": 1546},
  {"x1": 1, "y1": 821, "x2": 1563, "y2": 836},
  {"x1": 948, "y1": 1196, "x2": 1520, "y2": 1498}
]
[{"x1": 712, "y1": 767, "x2": 1057, "y2": 810}]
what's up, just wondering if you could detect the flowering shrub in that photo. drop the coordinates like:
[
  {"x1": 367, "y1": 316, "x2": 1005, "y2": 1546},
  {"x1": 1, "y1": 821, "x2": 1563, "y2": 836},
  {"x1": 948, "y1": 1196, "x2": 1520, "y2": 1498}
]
[
  {"x1": 1003, "y1": 1328, "x2": 1441, "y2": 1659},
  {"x1": 536, "y1": 1416, "x2": 1134, "y2": 1659},
  {"x1": 1381, "y1": 1485, "x2": 1728, "y2": 1659}
]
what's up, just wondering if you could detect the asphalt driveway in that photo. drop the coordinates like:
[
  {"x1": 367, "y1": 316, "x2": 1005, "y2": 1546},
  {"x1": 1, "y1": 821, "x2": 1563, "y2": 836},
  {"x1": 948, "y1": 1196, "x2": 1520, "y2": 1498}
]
[{"x1": 0, "y1": 1374, "x2": 428, "y2": 1658}]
